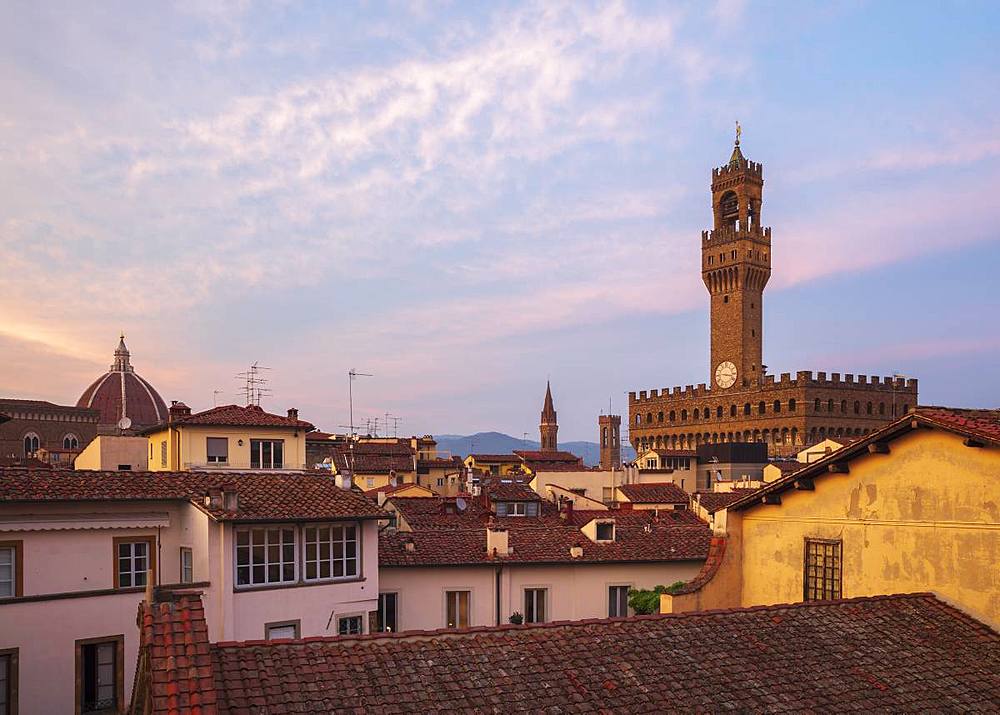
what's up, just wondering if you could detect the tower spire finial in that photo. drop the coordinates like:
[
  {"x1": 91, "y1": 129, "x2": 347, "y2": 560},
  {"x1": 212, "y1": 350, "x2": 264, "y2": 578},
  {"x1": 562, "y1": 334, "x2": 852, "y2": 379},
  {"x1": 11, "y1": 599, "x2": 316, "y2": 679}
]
[{"x1": 735, "y1": 119, "x2": 741, "y2": 146}]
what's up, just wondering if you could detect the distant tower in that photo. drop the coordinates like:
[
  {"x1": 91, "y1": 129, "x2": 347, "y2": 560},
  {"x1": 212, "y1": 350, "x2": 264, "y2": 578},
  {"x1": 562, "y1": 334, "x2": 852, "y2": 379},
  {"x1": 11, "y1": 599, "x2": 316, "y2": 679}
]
[
  {"x1": 702, "y1": 127, "x2": 772, "y2": 390},
  {"x1": 539, "y1": 381, "x2": 558, "y2": 452},
  {"x1": 598, "y1": 414, "x2": 621, "y2": 470}
]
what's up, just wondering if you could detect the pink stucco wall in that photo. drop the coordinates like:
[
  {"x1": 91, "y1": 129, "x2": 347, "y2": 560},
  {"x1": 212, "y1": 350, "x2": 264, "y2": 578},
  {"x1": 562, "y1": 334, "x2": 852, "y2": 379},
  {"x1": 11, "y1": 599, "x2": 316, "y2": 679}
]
[
  {"x1": 379, "y1": 560, "x2": 704, "y2": 632},
  {"x1": 0, "y1": 500, "x2": 380, "y2": 713}
]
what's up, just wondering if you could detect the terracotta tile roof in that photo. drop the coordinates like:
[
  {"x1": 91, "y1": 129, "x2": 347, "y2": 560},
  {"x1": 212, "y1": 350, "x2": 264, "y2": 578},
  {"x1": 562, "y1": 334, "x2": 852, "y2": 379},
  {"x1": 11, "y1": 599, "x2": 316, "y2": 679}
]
[
  {"x1": 513, "y1": 449, "x2": 583, "y2": 464},
  {"x1": 916, "y1": 406, "x2": 1000, "y2": 445},
  {"x1": 331, "y1": 442, "x2": 416, "y2": 474},
  {"x1": 484, "y1": 481, "x2": 540, "y2": 501},
  {"x1": 0, "y1": 468, "x2": 384, "y2": 522},
  {"x1": 380, "y1": 514, "x2": 711, "y2": 566},
  {"x1": 144, "y1": 404, "x2": 315, "y2": 432},
  {"x1": 468, "y1": 453, "x2": 522, "y2": 463},
  {"x1": 617, "y1": 482, "x2": 689, "y2": 504},
  {"x1": 133, "y1": 590, "x2": 218, "y2": 714},
  {"x1": 305, "y1": 430, "x2": 335, "y2": 441},
  {"x1": 730, "y1": 406, "x2": 1000, "y2": 512},
  {"x1": 416, "y1": 457, "x2": 462, "y2": 469},
  {"x1": 769, "y1": 459, "x2": 806, "y2": 475},
  {"x1": 141, "y1": 592, "x2": 1000, "y2": 712},
  {"x1": 0, "y1": 456, "x2": 51, "y2": 469},
  {"x1": 650, "y1": 448, "x2": 698, "y2": 457},
  {"x1": 695, "y1": 489, "x2": 760, "y2": 514}
]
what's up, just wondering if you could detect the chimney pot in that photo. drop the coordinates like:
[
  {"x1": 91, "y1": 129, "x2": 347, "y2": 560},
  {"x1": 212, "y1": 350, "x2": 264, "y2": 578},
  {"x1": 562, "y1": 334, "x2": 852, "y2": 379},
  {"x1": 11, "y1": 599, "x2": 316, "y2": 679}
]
[{"x1": 287, "y1": 408, "x2": 299, "y2": 421}]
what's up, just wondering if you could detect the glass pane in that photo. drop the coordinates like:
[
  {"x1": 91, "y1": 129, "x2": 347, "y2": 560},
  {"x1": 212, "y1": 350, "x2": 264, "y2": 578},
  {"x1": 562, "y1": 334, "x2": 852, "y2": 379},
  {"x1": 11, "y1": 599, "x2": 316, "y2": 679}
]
[
  {"x1": 282, "y1": 563, "x2": 294, "y2": 581},
  {"x1": 320, "y1": 561, "x2": 331, "y2": 579},
  {"x1": 237, "y1": 531, "x2": 249, "y2": 546},
  {"x1": 118, "y1": 543, "x2": 130, "y2": 558},
  {"x1": 253, "y1": 565, "x2": 265, "y2": 583},
  {"x1": 0, "y1": 547, "x2": 11, "y2": 566},
  {"x1": 262, "y1": 441, "x2": 272, "y2": 467},
  {"x1": 273, "y1": 441, "x2": 283, "y2": 467},
  {"x1": 345, "y1": 557, "x2": 357, "y2": 576},
  {"x1": 252, "y1": 529, "x2": 265, "y2": 546},
  {"x1": 268, "y1": 564, "x2": 279, "y2": 582},
  {"x1": 120, "y1": 571, "x2": 132, "y2": 588},
  {"x1": 237, "y1": 566, "x2": 250, "y2": 585},
  {"x1": 306, "y1": 562, "x2": 317, "y2": 580},
  {"x1": 306, "y1": 544, "x2": 317, "y2": 561},
  {"x1": 283, "y1": 542, "x2": 294, "y2": 562}
]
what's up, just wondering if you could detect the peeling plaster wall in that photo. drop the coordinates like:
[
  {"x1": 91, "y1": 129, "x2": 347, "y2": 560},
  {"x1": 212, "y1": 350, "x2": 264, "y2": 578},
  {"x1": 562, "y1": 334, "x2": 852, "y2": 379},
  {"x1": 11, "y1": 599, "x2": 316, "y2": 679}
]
[{"x1": 739, "y1": 429, "x2": 1000, "y2": 628}]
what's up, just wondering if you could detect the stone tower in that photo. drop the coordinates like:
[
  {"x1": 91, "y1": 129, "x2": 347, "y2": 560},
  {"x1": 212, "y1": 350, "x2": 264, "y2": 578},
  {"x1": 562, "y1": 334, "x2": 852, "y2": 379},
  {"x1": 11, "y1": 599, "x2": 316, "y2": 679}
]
[
  {"x1": 539, "y1": 381, "x2": 558, "y2": 452},
  {"x1": 702, "y1": 133, "x2": 772, "y2": 391},
  {"x1": 598, "y1": 413, "x2": 621, "y2": 470}
]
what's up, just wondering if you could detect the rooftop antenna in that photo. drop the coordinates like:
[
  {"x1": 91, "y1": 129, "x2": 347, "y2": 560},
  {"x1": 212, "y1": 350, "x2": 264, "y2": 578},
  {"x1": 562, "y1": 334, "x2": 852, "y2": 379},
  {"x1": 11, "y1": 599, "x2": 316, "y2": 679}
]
[
  {"x1": 235, "y1": 362, "x2": 271, "y2": 406},
  {"x1": 390, "y1": 415, "x2": 401, "y2": 438},
  {"x1": 213, "y1": 389, "x2": 224, "y2": 408},
  {"x1": 348, "y1": 368, "x2": 372, "y2": 437}
]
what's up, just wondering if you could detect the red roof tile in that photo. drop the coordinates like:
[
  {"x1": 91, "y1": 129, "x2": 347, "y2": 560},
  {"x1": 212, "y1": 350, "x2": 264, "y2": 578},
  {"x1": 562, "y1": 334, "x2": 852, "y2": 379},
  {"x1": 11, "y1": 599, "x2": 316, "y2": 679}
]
[
  {"x1": 133, "y1": 590, "x2": 218, "y2": 714},
  {"x1": 468, "y1": 453, "x2": 522, "y2": 463},
  {"x1": 140, "y1": 592, "x2": 1000, "y2": 712},
  {"x1": 513, "y1": 449, "x2": 583, "y2": 464},
  {"x1": 617, "y1": 482, "x2": 689, "y2": 504},
  {"x1": 144, "y1": 404, "x2": 315, "y2": 432},
  {"x1": 484, "y1": 481, "x2": 540, "y2": 501},
  {"x1": 380, "y1": 513, "x2": 710, "y2": 566},
  {"x1": 695, "y1": 489, "x2": 760, "y2": 514},
  {"x1": 730, "y1": 406, "x2": 1000, "y2": 511},
  {"x1": 0, "y1": 468, "x2": 384, "y2": 522}
]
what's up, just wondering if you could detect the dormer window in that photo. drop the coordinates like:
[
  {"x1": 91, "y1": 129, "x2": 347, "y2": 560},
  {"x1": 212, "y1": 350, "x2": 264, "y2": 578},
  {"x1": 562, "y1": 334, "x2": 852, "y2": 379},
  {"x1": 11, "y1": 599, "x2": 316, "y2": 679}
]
[
  {"x1": 495, "y1": 501, "x2": 539, "y2": 517},
  {"x1": 595, "y1": 522, "x2": 615, "y2": 542}
]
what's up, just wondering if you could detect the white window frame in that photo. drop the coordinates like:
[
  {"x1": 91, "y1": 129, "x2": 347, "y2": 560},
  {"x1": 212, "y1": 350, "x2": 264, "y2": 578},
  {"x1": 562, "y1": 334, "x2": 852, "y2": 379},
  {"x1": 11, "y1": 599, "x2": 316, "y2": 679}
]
[
  {"x1": 179, "y1": 547, "x2": 193, "y2": 584},
  {"x1": 265, "y1": 621, "x2": 300, "y2": 640},
  {"x1": 595, "y1": 522, "x2": 615, "y2": 542},
  {"x1": 377, "y1": 592, "x2": 399, "y2": 633},
  {"x1": 444, "y1": 589, "x2": 471, "y2": 629},
  {"x1": 608, "y1": 584, "x2": 631, "y2": 618},
  {"x1": 206, "y1": 437, "x2": 229, "y2": 464},
  {"x1": 234, "y1": 525, "x2": 297, "y2": 589},
  {"x1": 523, "y1": 587, "x2": 548, "y2": 624},
  {"x1": 115, "y1": 538, "x2": 153, "y2": 589},
  {"x1": 0, "y1": 544, "x2": 16, "y2": 598},
  {"x1": 303, "y1": 522, "x2": 359, "y2": 582},
  {"x1": 337, "y1": 613, "x2": 364, "y2": 636},
  {"x1": 249, "y1": 439, "x2": 284, "y2": 469}
]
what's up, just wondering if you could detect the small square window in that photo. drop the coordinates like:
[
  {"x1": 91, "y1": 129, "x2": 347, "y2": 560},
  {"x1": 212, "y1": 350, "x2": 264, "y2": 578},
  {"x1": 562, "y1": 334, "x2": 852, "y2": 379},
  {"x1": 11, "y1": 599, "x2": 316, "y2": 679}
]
[
  {"x1": 179, "y1": 547, "x2": 193, "y2": 584},
  {"x1": 337, "y1": 615, "x2": 363, "y2": 636},
  {"x1": 595, "y1": 522, "x2": 615, "y2": 541},
  {"x1": 265, "y1": 621, "x2": 300, "y2": 640},
  {"x1": 804, "y1": 539, "x2": 842, "y2": 601}
]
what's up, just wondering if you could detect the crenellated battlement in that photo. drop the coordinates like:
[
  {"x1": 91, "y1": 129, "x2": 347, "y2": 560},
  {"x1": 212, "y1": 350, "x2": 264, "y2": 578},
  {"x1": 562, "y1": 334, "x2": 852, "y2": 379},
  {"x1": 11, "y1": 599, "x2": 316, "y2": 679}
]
[
  {"x1": 712, "y1": 157, "x2": 763, "y2": 184},
  {"x1": 702, "y1": 224, "x2": 771, "y2": 247},
  {"x1": 629, "y1": 371, "x2": 919, "y2": 405}
]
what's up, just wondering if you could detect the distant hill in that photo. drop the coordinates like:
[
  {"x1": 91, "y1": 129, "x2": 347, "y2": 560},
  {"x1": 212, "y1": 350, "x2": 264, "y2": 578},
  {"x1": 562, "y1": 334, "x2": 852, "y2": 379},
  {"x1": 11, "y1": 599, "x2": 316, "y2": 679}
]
[{"x1": 433, "y1": 431, "x2": 636, "y2": 467}]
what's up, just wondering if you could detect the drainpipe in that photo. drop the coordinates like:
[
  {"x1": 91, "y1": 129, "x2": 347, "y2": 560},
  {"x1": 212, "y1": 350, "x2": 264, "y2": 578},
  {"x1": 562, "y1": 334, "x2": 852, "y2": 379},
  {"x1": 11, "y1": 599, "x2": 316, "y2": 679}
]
[{"x1": 495, "y1": 564, "x2": 502, "y2": 626}]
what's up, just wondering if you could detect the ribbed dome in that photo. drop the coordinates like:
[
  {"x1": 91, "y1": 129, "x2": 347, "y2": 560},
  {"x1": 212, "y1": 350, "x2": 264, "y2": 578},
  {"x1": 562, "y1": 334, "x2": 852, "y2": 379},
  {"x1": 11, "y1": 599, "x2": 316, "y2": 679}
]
[{"x1": 77, "y1": 334, "x2": 168, "y2": 429}]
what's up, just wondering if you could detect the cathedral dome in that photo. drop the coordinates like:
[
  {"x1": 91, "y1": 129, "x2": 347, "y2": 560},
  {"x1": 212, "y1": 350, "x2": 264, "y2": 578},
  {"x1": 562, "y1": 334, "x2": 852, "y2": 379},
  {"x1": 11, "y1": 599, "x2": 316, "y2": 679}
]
[{"x1": 77, "y1": 334, "x2": 168, "y2": 430}]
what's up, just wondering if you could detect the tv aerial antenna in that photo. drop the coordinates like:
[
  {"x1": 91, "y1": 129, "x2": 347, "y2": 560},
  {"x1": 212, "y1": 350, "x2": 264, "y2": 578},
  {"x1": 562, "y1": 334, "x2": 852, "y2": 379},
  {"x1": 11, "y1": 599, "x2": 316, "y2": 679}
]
[
  {"x1": 348, "y1": 369, "x2": 372, "y2": 437},
  {"x1": 236, "y1": 362, "x2": 272, "y2": 406}
]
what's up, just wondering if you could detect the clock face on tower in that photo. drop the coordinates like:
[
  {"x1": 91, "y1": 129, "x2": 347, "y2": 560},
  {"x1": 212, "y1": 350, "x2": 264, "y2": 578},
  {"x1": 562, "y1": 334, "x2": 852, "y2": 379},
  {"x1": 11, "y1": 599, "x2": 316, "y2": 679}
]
[{"x1": 715, "y1": 361, "x2": 738, "y2": 389}]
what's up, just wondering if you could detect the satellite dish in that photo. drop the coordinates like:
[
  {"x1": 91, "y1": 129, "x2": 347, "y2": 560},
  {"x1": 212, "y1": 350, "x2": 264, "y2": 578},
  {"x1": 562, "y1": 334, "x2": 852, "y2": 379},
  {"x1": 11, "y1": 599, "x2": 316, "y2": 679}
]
[
  {"x1": 455, "y1": 497, "x2": 467, "y2": 512},
  {"x1": 117, "y1": 417, "x2": 133, "y2": 431}
]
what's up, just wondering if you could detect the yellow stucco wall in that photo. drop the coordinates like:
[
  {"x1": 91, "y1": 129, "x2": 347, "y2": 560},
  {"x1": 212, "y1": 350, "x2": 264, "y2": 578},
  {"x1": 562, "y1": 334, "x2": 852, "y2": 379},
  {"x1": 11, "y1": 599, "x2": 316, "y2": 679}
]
[
  {"x1": 145, "y1": 425, "x2": 308, "y2": 471},
  {"x1": 739, "y1": 429, "x2": 1000, "y2": 628}
]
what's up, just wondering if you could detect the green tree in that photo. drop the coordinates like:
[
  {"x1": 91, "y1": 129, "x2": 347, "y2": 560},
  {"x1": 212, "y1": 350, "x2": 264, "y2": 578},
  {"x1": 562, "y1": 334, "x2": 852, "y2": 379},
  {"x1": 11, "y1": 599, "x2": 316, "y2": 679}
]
[{"x1": 628, "y1": 582, "x2": 687, "y2": 615}]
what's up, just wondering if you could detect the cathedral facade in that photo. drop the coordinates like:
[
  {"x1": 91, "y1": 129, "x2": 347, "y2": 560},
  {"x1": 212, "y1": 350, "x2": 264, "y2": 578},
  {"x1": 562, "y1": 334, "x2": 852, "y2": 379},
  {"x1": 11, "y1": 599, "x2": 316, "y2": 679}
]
[{"x1": 629, "y1": 138, "x2": 918, "y2": 457}]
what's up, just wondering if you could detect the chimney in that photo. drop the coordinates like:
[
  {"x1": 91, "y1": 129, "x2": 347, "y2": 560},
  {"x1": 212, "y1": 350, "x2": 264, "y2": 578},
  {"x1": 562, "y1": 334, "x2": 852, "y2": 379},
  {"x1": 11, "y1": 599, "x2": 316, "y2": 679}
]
[
  {"x1": 168, "y1": 401, "x2": 191, "y2": 423},
  {"x1": 335, "y1": 473, "x2": 353, "y2": 490},
  {"x1": 569, "y1": 545, "x2": 584, "y2": 558},
  {"x1": 403, "y1": 537, "x2": 416, "y2": 552},
  {"x1": 222, "y1": 485, "x2": 239, "y2": 511},
  {"x1": 486, "y1": 526, "x2": 509, "y2": 557},
  {"x1": 204, "y1": 487, "x2": 223, "y2": 509},
  {"x1": 559, "y1": 497, "x2": 574, "y2": 521},
  {"x1": 287, "y1": 408, "x2": 299, "y2": 421}
]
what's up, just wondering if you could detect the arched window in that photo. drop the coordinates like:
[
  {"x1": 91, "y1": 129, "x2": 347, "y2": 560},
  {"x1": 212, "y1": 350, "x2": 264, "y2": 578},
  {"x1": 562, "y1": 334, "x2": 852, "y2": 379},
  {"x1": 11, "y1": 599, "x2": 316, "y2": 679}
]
[
  {"x1": 730, "y1": 404, "x2": 737, "y2": 417},
  {"x1": 773, "y1": 400, "x2": 781, "y2": 413},
  {"x1": 646, "y1": 412, "x2": 653, "y2": 424},
  {"x1": 669, "y1": 410, "x2": 676, "y2": 422},
  {"x1": 692, "y1": 409, "x2": 699, "y2": 421},
  {"x1": 716, "y1": 406, "x2": 723, "y2": 418},
  {"x1": 703, "y1": 407, "x2": 710, "y2": 419},
  {"x1": 635, "y1": 414, "x2": 641, "y2": 425},
  {"x1": 866, "y1": 402, "x2": 873, "y2": 415},
  {"x1": 814, "y1": 398, "x2": 821, "y2": 412},
  {"x1": 62, "y1": 434, "x2": 79, "y2": 450},
  {"x1": 853, "y1": 401, "x2": 860, "y2": 414},
  {"x1": 743, "y1": 403, "x2": 751, "y2": 415},
  {"x1": 758, "y1": 401, "x2": 766, "y2": 415},
  {"x1": 901, "y1": 403, "x2": 909, "y2": 414},
  {"x1": 879, "y1": 402, "x2": 885, "y2": 415},
  {"x1": 657, "y1": 411, "x2": 664, "y2": 423},
  {"x1": 681, "y1": 409, "x2": 688, "y2": 421},
  {"x1": 23, "y1": 432, "x2": 40, "y2": 456},
  {"x1": 791, "y1": 427, "x2": 798, "y2": 445},
  {"x1": 841, "y1": 400, "x2": 847, "y2": 413},
  {"x1": 789, "y1": 399, "x2": 796, "y2": 412},
  {"x1": 827, "y1": 398, "x2": 834, "y2": 412}
]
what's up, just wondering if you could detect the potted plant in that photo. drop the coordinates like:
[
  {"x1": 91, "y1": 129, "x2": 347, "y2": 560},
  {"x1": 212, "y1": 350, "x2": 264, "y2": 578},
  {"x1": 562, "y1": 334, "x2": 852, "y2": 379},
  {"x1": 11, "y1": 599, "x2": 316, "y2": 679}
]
[{"x1": 508, "y1": 611, "x2": 524, "y2": 624}]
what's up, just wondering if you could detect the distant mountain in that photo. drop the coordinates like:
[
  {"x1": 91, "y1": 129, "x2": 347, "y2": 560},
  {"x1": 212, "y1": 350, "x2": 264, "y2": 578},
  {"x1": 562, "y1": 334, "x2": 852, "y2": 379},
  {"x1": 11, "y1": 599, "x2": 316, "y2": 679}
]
[{"x1": 433, "y1": 431, "x2": 636, "y2": 467}]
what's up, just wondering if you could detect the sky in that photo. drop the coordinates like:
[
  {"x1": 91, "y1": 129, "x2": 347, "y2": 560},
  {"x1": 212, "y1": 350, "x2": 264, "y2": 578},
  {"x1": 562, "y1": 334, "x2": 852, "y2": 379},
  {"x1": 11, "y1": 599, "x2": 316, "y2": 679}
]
[{"x1": 1, "y1": 0, "x2": 999, "y2": 442}]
